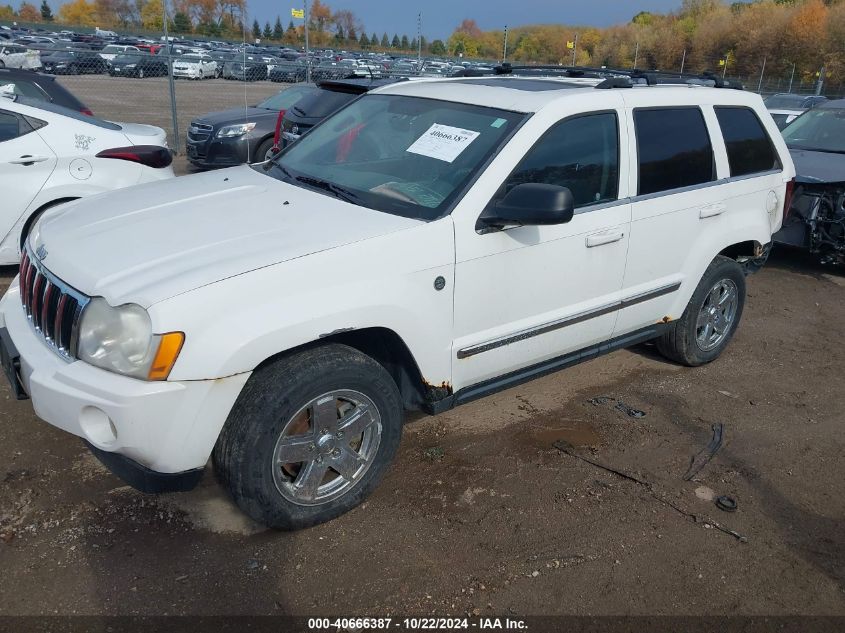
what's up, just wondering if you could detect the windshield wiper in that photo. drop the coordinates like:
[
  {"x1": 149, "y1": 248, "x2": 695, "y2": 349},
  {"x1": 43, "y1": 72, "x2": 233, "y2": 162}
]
[{"x1": 295, "y1": 175, "x2": 359, "y2": 203}]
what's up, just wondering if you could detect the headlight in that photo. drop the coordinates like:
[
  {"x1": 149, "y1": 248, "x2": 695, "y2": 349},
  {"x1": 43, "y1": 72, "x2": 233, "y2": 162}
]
[
  {"x1": 216, "y1": 122, "x2": 256, "y2": 138},
  {"x1": 77, "y1": 298, "x2": 184, "y2": 380}
]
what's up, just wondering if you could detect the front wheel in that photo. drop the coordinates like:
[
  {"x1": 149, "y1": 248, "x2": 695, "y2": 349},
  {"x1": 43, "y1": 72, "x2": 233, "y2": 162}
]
[
  {"x1": 656, "y1": 255, "x2": 746, "y2": 366},
  {"x1": 137, "y1": 68, "x2": 145, "y2": 79},
  {"x1": 213, "y1": 344, "x2": 403, "y2": 530}
]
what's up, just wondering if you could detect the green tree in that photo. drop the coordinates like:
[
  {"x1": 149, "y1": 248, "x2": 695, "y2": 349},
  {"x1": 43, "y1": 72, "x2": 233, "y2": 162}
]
[
  {"x1": 0, "y1": 2, "x2": 14, "y2": 19},
  {"x1": 39, "y1": 0, "x2": 52, "y2": 21},
  {"x1": 380, "y1": 32, "x2": 389, "y2": 47},
  {"x1": 410, "y1": 37, "x2": 417, "y2": 51},
  {"x1": 173, "y1": 11, "x2": 192, "y2": 33},
  {"x1": 391, "y1": 33, "x2": 400, "y2": 48},
  {"x1": 263, "y1": 21, "x2": 272, "y2": 39},
  {"x1": 335, "y1": 25, "x2": 344, "y2": 42},
  {"x1": 359, "y1": 32, "x2": 369, "y2": 47},
  {"x1": 273, "y1": 16, "x2": 283, "y2": 39},
  {"x1": 371, "y1": 32, "x2": 378, "y2": 47},
  {"x1": 252, "y1": 19, "x2": 260, "y2": 38},
  {"x1": 420, "y1": 35, "x2": 427, "y2": 51},
  {"x1": 400, "y1": 34, "x2": 409, "y2": 48},
  {"x1": 430, "y1": 39, "x2": 446, "y2": 55}
]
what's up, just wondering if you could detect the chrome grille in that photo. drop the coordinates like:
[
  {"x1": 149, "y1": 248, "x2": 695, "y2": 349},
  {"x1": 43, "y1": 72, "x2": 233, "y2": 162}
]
[{"x1": 19, "y1": 247, "x2": 89, "y2": 360}]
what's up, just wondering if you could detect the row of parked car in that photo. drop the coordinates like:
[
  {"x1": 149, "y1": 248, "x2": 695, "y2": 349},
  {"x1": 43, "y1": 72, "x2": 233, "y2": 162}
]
[
  {"x1": 2, "y1": 26, "x2": 490, "y2": 82},
  {"x1": 0, "y1": 62, "x2": 842, "y2": 534}
]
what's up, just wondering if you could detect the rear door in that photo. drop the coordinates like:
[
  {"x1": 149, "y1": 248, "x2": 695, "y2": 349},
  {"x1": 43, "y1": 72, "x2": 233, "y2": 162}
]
[
  {"x1": 0, "y1": 108, "x2": 57, "y2": 244},
  {"x1": 614, "y1": 101, "x2": 726, "y2": 337}
]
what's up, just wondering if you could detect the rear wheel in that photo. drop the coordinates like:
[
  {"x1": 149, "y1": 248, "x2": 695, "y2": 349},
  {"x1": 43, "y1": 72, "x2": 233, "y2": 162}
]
[
  {"x1": 213, "y1": 344, "x2": 403, "y2": 530},
  {"x1": 656, "y1": 256, "x2": 746, "y2": 366},
  {"x1": 137, "y1": 68, "x2": 145, "y2": 79}
]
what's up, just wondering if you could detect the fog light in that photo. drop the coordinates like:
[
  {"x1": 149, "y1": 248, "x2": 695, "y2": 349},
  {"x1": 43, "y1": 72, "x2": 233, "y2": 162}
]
[{"x1": 79, "y1": 406, "x2": 118, "y2": 447}]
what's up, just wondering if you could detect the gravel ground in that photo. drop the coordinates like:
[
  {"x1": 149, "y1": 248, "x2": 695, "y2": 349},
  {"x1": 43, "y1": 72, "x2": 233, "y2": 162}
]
[
  {"x1": 0, "y1": 248, "x2": 844, "y2": 618},
  {"x1": 0, "y1": 76, "x2": 843, "y2": 620}
]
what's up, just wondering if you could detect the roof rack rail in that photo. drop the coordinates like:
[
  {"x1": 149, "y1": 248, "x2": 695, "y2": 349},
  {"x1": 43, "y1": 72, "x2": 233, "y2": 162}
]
[{"x1": 493, "y1": 63, "x2": 744, "y2": 90}]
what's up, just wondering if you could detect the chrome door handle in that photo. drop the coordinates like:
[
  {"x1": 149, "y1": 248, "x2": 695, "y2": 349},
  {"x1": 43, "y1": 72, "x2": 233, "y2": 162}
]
[
  {"x1": 586, "y1": 231, "x2": 624, "y2": 248},
  {"x1": 9, "y1": 155, "x2": 49, "y2": 165},
  {"x1": 699, "y1": 203, "x2": 727, "y2": 218}
]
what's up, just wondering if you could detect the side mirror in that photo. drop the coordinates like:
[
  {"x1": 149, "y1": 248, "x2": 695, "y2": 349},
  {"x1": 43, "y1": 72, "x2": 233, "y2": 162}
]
[{"x1": 478, "y1": 183, "x2": 575, "y2": 231}]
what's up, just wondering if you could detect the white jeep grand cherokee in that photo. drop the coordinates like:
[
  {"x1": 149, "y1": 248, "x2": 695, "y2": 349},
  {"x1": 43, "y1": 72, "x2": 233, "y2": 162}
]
[{"x1": 0, "y1": 75, "x2": 795, "y2": 529}]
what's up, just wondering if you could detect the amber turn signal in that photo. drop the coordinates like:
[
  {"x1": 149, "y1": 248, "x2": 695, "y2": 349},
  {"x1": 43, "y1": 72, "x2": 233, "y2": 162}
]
[{"x1": 147, "y1": 332, "x2": 185, "y2": 381}]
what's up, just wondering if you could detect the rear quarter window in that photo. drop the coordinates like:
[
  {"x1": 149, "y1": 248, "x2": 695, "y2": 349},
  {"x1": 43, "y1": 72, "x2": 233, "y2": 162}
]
[{"x1": 714, "y1": 106, "x2": 781, "y2": 177}]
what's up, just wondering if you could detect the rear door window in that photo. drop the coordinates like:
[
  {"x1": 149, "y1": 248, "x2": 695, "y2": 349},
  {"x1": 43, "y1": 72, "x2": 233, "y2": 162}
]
[
  {"x1": 634, "y1": 107, "x2": 715, "y2": 196},
  {"x1": 714, "y1": 106, "x2": 781, "y2": 177}
]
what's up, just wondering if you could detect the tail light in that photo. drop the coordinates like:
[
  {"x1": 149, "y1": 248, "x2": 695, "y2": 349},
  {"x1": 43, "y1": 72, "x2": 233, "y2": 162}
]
[
  {"x1": 783, "y1": 177, "x2": 796, "y2": 220},
  {"x1": 80, "y1": 108, "x2": 93, "y2": 116},
  {"x1": 95, "y1": 145, "x2": 173, "y2": 169}
]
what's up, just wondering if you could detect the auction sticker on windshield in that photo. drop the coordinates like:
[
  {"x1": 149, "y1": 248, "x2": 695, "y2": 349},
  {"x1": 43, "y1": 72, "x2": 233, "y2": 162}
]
[{"x1": 406, "y1": 123, "x2": 480, "y2": 163}]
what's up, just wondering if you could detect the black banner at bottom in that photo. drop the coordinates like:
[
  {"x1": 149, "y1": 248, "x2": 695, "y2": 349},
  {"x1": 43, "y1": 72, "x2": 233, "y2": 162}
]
[{"x1": 0, "y1": 616, "x2": 844, "y2": 633}]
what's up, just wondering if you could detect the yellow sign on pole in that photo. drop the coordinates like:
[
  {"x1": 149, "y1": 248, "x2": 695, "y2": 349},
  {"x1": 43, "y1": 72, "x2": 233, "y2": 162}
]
[
  {"x1": 291, "y1": 8, "x2": 304, "y2": 18},
  {"x1": 566, "y1": 40, "x2": 574, "y2": 50}
]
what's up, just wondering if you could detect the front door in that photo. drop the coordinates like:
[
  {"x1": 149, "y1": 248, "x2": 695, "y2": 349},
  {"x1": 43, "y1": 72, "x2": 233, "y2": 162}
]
[{"x1": 452, "y1": 110, "x2": 631, "y2": 390}]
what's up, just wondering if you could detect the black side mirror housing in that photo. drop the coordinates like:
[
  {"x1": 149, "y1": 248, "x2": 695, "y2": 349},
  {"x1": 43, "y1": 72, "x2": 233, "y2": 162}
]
[{"x1": 478, "y1": 183, "x2": 575, "y2": 231}]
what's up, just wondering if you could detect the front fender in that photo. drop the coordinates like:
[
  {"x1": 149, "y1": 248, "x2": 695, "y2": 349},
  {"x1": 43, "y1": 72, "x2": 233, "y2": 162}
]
[{"x1": 151, "y1": 218, "x2": 456, "y2": 385}]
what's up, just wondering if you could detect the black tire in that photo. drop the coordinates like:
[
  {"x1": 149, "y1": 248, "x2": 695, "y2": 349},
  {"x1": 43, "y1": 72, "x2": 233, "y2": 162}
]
[
  {"x1": 137, "y1": 68, "x2": 145, "y2": 79},
  {"x1": 253, "y1": 137, "x2": 277, "y2": 163},
  {"x1": 213, "y1": 344, "x2": 403, "y2": 530},
  {"x1": 656, "y1": 255, "x2": 746, "y2": 367}
]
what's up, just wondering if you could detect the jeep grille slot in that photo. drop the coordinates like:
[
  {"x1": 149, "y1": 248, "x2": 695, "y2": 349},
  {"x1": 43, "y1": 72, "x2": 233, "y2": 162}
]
[{"x1": 19, "y1": 247, "x2": 89, "y2": 360}]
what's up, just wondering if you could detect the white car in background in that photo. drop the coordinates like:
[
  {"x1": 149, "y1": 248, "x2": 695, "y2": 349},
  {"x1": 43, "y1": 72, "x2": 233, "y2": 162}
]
[
  {"x1": 172, "y1": 53, "x2": 217, "y2": 80},
  {"x1": 0, "y1": 44, "x2": 41, "y2": 70},
  {"x1": 99, "y1": 45, "x2": 141, "y2": 63},
  {"x1": 0, "y1": 95, "x2": 174, "y2": 264}
]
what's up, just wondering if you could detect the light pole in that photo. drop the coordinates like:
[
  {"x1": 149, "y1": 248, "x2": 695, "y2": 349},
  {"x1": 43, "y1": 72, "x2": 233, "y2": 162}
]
[
  {"x1": 162, "y1": 0, "x2": 178, "y2": 153},
  {"x1": 417, "y1": 13, "x2": 422, "y2": 67},
  {"x1": 788, "y1": 62, "x2": 795, "y2": 93},
  {"x1": 502, "y1": 25, "x2": 508, "y2": 63},
  {"x1": 304, "y1": 1, "x2": 310, "y2": 83}
]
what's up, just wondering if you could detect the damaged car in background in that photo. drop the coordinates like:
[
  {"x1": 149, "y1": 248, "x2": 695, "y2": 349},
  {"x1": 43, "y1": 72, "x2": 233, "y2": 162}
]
[{"x1": 775, "y1": 99, "x2": 845, "y2": 264}]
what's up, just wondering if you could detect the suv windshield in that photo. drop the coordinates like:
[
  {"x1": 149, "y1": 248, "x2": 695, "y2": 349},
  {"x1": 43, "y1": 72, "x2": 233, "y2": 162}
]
[
  {"x1": 782, "y1": 107, "x2": 845, "y2": 154},
  {"x1": 264, "y1": 94, "x2": 524, "y2": 220}
]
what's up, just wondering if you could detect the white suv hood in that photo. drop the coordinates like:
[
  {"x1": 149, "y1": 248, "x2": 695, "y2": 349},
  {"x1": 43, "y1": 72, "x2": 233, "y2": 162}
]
[{"x1": 32, "y1": 166, "x2": 422, "y2": 307}]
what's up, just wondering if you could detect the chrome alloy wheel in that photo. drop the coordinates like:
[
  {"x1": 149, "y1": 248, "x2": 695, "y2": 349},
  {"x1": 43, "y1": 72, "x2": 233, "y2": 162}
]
[
  {"x1": 695, "y1": 279, "x2": 739, "y2": 352},
  {"x1": 271, "y1": 390, "x2": 382, "y2": 506}
]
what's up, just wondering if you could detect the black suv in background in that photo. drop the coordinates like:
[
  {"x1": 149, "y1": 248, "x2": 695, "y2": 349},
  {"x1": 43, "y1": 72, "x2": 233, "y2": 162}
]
[
  {"x1": 0, "y1": 67, "x2": 92, "y2": 114},
  {"x1": 186, "y1": 83, "x2": 318, "y2": 168},
  {"x1": 280, "y1": 77, "x2": 404, "y2": 149}
]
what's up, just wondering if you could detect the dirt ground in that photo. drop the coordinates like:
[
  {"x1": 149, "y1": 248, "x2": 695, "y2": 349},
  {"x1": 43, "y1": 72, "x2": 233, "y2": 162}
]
[
  {"x1": 0, "y1": 247, "x2": 844, "y2": 619},
  {"x1": 0, "y1": 75, "x2": 843, "y2": 621}
]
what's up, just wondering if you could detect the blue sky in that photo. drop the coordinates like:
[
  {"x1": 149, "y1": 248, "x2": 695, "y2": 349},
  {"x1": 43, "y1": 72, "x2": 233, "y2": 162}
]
[{"x1": 250, "y1": 0, "x2": 689, "y2": 41}]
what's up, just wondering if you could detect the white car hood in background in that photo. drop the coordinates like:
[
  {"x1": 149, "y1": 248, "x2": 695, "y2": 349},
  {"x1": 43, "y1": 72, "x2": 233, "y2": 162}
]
[
  {"x1": 33, "y1": 166, "x2": 423, "y2": 307},
  {"x1": 117, "y1": 122, "x2": 168, "y2": 146}
]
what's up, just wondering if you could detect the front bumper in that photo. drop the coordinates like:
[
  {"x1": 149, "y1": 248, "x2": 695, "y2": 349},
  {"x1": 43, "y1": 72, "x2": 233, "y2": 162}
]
[
  {"x1": 173, "y1": 68, "x2": 201, "y2": 78},
  {"x1": 0, "y1": 279, "x2": 250, "y2": 485},
  {"x1": 186, "y1": 132, "x2": 254, "y2": 168}
]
